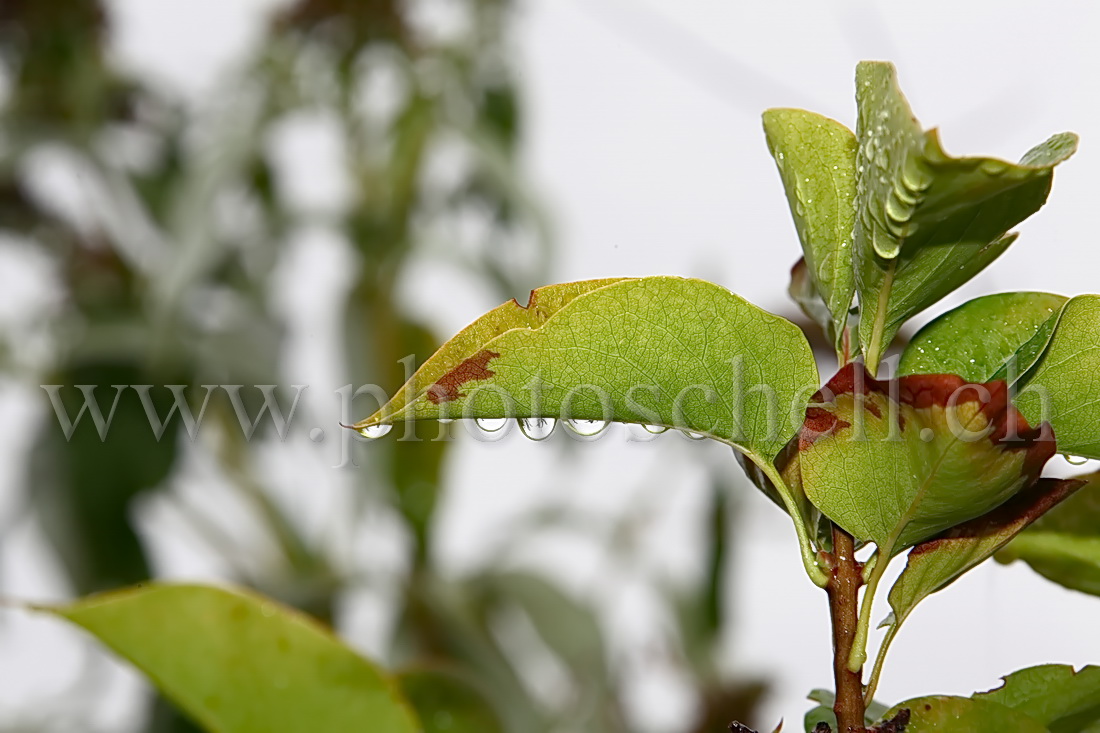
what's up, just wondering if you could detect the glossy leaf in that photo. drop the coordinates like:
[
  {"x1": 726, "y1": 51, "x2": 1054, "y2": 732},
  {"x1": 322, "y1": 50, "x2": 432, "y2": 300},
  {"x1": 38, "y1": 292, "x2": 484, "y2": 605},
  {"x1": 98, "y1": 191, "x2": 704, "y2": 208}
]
[
  {"x1": 1017, "y1": 295, "x2": 1100, "y2": 460},
  {"x1": 857, "y1": 232, "x2": 1018, "y2": 375},
  {"x1": 998, "y1": 473, "x2": 1100, "y2": 596},
  {"x1": 852, "y1": 61, "x2": 1077, "y2": 372},
  {"x1": 764, "y1": 108, "x2": 858, "y2": 344},
  {"x1": 796, "y1": 363, "x2": 1055, "y2": 554},
  {"x1": 888, "y1": 478, "x2": 1081, "y2": 630},
  {"x1": 399, "y1": 668, "x2": 505, "y2": 733},
  {"x1": 883, "y1": 695, "x2": 1046, "y2": 731},
  {"x1": 351, "y1": 276, "x2": 819, "y2": 462},
  {"x1": 41, "y1": 584, "x2": 419, "y2": 733},
  {"x1": 899, "y1": 292, "x2": 1068, "y2": 383},
  {"x1": 975, "y1": 664, "x2": 1100, "y2": 731},
  {"x1": 853, "y1": 60, "x2": 924, "y2": 261}
]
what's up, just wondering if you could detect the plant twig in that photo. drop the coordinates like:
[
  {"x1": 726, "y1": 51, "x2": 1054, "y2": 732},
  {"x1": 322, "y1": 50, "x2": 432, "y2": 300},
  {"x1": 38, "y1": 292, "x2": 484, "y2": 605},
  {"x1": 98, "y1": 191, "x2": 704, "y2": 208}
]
[{"x1": 827, "y1": 523, "x2": 866, "y2": 732}]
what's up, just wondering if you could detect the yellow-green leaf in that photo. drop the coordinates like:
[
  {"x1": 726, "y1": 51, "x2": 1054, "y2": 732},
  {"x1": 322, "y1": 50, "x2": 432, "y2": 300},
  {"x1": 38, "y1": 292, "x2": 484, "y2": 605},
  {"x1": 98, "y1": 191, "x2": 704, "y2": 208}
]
[
  {"x1": 763, "y1": 108, "x2": 858, "y2": 345},
  {"x1": 41, "y1": 584, "x2": 419, "y2": 733},
  {"x1": 795, "y1": 364, "x2": 1056, "y2": 554},
  {"x1": 882, "y1": 695, "x2": 1046, "y2": 731}
]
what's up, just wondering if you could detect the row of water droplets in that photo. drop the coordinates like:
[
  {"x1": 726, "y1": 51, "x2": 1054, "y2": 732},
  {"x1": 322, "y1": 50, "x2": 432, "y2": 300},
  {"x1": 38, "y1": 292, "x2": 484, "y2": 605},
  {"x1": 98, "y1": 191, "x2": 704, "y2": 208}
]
[{"x1": 359, "y1": 419, "x2": 704, "y2": 440}]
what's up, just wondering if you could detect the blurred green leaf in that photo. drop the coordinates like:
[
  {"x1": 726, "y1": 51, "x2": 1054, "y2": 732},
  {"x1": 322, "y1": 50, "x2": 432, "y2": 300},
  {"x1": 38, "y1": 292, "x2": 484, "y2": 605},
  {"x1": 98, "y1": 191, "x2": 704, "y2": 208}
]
[
  {"x1": 899, "y1": 292, "x2": 1067, "y2": 382},
  {"x1": 763, "y1": 108, "x2": 857, "y2": 345},
  {"x1": 998, "y1": 473, "x2": 1100, "y2": 596},
  {"x1": 32, "y1": 362, "x2": 184, "y2": 593},
  {"x1": 974, "y1": 664, "x2": 1100, "y2": 731},
  {"x1": 398, "y1": 667, "x2": 505, "y2": 733},
  {"x1": 43, "y1": 584, "x2": 419, "y2": 733}
]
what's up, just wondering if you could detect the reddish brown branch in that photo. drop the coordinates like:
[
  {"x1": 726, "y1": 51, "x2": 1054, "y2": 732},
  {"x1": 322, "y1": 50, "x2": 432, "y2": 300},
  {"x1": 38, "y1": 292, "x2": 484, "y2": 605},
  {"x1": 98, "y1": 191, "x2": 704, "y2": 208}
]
[{"x1": 827, "y1": 523, "x2": 866, "y2": 732}]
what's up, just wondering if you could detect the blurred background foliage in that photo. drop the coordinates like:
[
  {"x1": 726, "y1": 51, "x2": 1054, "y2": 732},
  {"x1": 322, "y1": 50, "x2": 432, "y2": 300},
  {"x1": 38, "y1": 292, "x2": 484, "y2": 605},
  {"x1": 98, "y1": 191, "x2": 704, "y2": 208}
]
[{"x1": 0, "y1": 1, "x2": 765, "y2": 731}]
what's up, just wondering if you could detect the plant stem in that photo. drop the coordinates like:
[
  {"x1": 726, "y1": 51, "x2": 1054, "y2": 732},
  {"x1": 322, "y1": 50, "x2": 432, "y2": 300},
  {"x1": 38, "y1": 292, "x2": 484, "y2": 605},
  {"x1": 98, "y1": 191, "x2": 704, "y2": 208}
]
[
  {"x1": 864, "y1": 619, "x2": 901, "y2": 706},
  {"x1": 827, "y1": 523, "x2": 866, "y2": 732},
  {"x1": 848, "y1": 549, "x2": 889, "y2": 672}
]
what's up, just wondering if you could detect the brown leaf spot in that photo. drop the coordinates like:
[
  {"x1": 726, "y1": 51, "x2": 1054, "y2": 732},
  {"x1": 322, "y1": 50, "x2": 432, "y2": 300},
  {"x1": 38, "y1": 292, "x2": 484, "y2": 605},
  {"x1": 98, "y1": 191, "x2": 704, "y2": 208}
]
[
  {"x1": 800, "y1": 407, "x2": 851, "y2": 450},
  {"x1": 426, "y1": 350, "x2": 501, "y2": 404}
]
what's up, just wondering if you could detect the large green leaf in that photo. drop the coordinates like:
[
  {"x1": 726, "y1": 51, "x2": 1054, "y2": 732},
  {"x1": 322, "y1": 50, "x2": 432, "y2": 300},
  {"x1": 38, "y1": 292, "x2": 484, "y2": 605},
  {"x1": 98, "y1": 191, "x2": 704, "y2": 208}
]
[
  {"x1": 852, "y1": 61, "x2": 1077, "y2": 372},
  {"x1": 763, "y1": 108, "x2": 858, "y2": 345},
  {"x1": 40, "y1": 584, "x2": 419, "y2": 733},
  {"x1": 351, "y1": 277, "x2": 818, "y2": 462},
  {"x1": 795, "y1": 364, "x2": 1055, "y2": 554},
  {"x1": 1016, "y1": 296, "x2": 1100, "y2": 460},
  {"x1": 886, "y1": 478, "x2": 1081, "y2": 635},
  {"x1": 998, "y1": 473, "x2": 1100, "y2": 596},
  {"x1": 899, "y1": 292, "x2": 1068, "y2": 383},
  {"x1": 975, "y1": 664, "x2": 1100, "y2": 731},
  {"x1": 882, "y1": 695, "x2": 1046, "y2": 731}
]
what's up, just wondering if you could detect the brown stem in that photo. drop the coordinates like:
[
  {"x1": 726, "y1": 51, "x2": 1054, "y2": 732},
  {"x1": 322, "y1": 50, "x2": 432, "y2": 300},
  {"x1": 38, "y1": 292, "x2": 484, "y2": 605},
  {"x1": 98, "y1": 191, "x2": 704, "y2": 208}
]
[{"x1": 827, "y1": 523, "x2": 866, "y2": 732}]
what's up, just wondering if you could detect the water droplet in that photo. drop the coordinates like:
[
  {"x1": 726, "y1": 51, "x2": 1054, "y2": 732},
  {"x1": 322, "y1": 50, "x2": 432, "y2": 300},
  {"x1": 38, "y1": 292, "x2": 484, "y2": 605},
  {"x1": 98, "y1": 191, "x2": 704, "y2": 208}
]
[
  {"x1": 681, "y1": 430, "x2": 706, "y2": 441},
  {"x1": 518, "y1": 417, "x2": 556, "y2": 441},
  {"x1": 1065, "y1": 454, "x2": 1090, "y2": 466},
  {"x1": 643, "y1": 424, "x2": 669, "y2": 435},
  {"x1": 475, "y1": 417, "x2": 508, "y2": 433},
  {"x1": 360, "y1": 423, "x2": 393, "y2": 439},
  {"x1": 564, "y1": 419, "x2": 609, "y2": 436},
  {"x1": 920, "y1": 428, "x2": 934, "y2": 442}
]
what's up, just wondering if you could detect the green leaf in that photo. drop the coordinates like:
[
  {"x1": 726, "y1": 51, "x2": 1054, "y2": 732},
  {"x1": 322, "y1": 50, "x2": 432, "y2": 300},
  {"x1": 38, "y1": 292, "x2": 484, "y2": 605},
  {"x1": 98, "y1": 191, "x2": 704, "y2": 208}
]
[
  {"x1": 852, "y1": 61, "x2": 1077, "y2": 372},
  {"x1": 883, "y1": 695, "x2": 1047, "y2": 731},
  {"x1": 975, "y1": 664, "x2": 1100, "y2": 731},
  {"x1": 398, "y1": 667, "x2": 505, "y2": 733},
  {"x1": 804, "y1": 689, "x2": 889, "y2": 731},
  {"x1": 41, "y1": 584, "x2": 419, "y2": 733},
  {"x1": 352, "y1": 276, "x2": 819, "y2": 462},
  {"x1": 857, "y1": 232, "x2": 1018, "y2": 375},
  {"x1": 796, "y1": 364, "x2": 1056, "y2": 554},
  {"x1": 763, "y1": 108, "x2": 858, "y2": 345},
  {"x1": 1017, "y1": 295, "x2": 1100, "y2": 460},
  {"x1": 853, "y1": 61, "x2": 925, "y2": 261},
  {"x1": 888, "y1": 478, "x2": 1081, "y2": 630},
  {"x1": 997, "y1": 473, "x2": 1100, "y2": 596},
  {"x1": 899, "y1": 292, "x2": 1068, "y2": 383}
]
